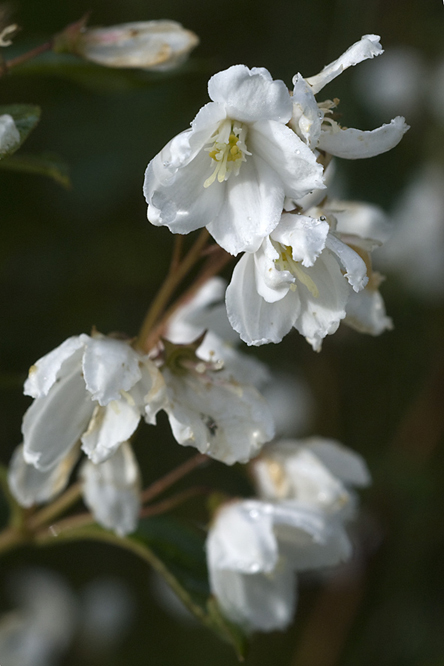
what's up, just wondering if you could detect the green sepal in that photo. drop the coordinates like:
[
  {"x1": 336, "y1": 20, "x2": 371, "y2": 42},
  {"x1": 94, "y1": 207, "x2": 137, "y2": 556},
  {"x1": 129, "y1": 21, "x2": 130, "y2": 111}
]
[{"x1": 0, "y1": 104, "x2": 41, "y2": 158}]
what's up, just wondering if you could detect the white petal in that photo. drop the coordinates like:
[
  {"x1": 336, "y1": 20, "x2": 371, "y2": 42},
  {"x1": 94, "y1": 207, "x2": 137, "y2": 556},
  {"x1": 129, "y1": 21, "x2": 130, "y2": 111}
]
[
  {"x1": 293, "y1": 251, "x2": 349, "y2": 351},
  {"x1": 306, "y1": 34, "x2": 383, "y2": 94},
  {"x1": 326, "y1": 200, "x2": 391, "y2": 243},
  {"x1": 345, "y1": 284, "x2": 393, "y2": 335},
  {"x1": 307, "y1": 438, "x2": 371, "y2": 487},
  {"x1": 271, "y1": 213, "x2": 329, "y2": 267},
  {"x1": 138, "y1": 362, "x2": 168, "y2": 425},
  {"x1": 290, "y1": 74, "x2": 322, "y2": 147},
  {"x1": 206, "y1": 153, "x2": 284, "y2": 255},
  {"x1": 325, "y1": 234, "x2": 368, "y2": 291},
  {"x1": 163, "y1": 368, "x2": 275, "y2": 464},
  {"x1": 209, "y1": 564, "x2": 296, "y2": 632},
  {"x1": 24, "y1": 335, "x2": 87, "y2": 398},
  {"x1": 81, "y1": 399, "x2": 141, "y2": 464},
  {"x1": 249, "y1": 119, "x2": 325, "y2": 200},
  {"x1": 22, "y1": 359, "x2": 94, "y2": 471},
  {"x1": 0, "y1": 114, "x2": 20, "y2": 156},
  {"x1": 208, "y1": 65, "x2": 292, "y2": 124},
  {"x1": 8, "y1": 444, "x2": 79, "y2": 508},
  {"x1": 80, "y1": 441, "x2": 141, "y2": 536},
  {"x1": 272, "y1": 502, "x2": 352, "y2": 570},
  {"x1": 82, "y1": 337, "x2": 142, "y2": 406},
  {"x1": 254, "y1": 236, "x2": 293, "y2": 303},
  {"x1": 226, "y1": 252, "x2": 298, "y2": 346},
  {"x1": 207, "y1": 501, "x2": 278, "y2": 573},
  {"x1": 318, "y1": 116, "x2": 409, "y2": 159}
]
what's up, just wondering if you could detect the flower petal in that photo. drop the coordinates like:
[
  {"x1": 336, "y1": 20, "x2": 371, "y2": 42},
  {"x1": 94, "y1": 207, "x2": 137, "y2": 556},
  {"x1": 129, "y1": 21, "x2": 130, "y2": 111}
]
[
  {"x1": 226, "y1": 252, "x2": 299, "y2": 346},
  {"x1": 24, "y1": 335, "x2": 87, "y2": 398},
  {"x1": 8, "y1": 444, "x2": 79, "y2": 508},
  {"x1": 80, "y1": 442, "x2": 141, "y2": 536},
  {"x1": 306, "y1": 34, "x2": 383, "y2": 94},
  {"x1": 81, "y1": 399, "x2": 141, "y2": 464},
  {"x1": 307, "y1": 437, "x2": 371, "y2": 487},
  {"x1": 22, "y1": 358, "x2": 94, "y2": 471},
  {"x1": 345, "y1": 284, "x2": 393, "y2": 335},
  {"x1": 290, "y1": 74, "x2": 322, "y2": 148},
  {"x1": 325, "y1": 233, "x2": 368, "y2": 291},
  {"x1": 318, "y1": 116, "x2": 409, "y2": 159},
  {"x1": 206, "y1": 153, "x2": 285, "y2": 254},
  {"x1": 271, "y1": 213, "x2": 329, "y2": 267},
  {"x1": 82, "y1": 337, "x2": 141, "y2": 406},
  {"x1": 249, "y1": 119, "x2": 325, "y2": 200},
  {"x1": 208, "y1": 65, "x2": 292, "y2": 124}
]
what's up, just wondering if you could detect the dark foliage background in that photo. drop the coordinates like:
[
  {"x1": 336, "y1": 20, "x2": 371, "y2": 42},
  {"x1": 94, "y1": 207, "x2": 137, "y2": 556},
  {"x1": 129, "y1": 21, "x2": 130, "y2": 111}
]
[{"x1": 1, "y1": 0, "x2": 444, "y2": 664}]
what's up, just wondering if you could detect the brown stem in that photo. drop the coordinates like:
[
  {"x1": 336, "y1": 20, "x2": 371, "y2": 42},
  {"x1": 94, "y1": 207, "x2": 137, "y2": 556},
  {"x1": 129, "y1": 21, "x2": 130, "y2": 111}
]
[
  {"x1": 135, "y1": 229, "x2": 209, "y2": 352},
  {"x1": 169, "y1": 234, "x2": 184, "y2": 273},
  {"x1": 27, "y1": 482, "x2": 83, "y2": 531},
  {"x1": 2, "y1": 40, "x2": 53, "y2": 74},
  {"x1": 140, "y1": 486, "x2": 211, "y2": 519},
  {"x1": 141, "y1": 453, "x2": 209, "y2": 504},
  {"x1": 142, "y1": 247, "x2": 232, "y2": 351}
]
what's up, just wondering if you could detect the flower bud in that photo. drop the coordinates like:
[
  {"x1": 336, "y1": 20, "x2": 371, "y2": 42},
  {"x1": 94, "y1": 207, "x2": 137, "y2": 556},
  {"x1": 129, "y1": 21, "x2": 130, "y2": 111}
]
[{"x1": 55, "y1": 19, "x2": 199, "y2": 71}]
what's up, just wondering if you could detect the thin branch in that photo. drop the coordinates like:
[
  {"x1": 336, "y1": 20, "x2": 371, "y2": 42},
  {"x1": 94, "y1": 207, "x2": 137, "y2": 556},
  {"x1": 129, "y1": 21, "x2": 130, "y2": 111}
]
[
  {"x1": 140, "y1": 486, "x2": 211, "y2": 519},
  {"x1": 141, "y1": 453, "x2": 209, "y2": 504},
  {"x1": 2, "y1": 40, "x2": 53, "y2": 74},
  {"x1": 27, "y1": 482, "x2": 83, "y2": 531}
]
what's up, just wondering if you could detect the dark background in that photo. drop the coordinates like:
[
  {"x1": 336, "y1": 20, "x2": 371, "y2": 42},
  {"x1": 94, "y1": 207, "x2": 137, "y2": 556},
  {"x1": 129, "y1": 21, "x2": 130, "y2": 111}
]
[{"x1": 1, "y1": 0, "x2": 444, "y2": 664}]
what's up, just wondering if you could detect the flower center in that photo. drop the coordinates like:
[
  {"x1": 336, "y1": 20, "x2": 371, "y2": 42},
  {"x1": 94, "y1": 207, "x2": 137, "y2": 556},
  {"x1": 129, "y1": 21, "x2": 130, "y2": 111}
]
[
  {"x1": 273, "y1": 243, "x2": 319, "y2": 298},
  {"x1": 204, "y1": 119, "x2": 250, "y2": 188}
]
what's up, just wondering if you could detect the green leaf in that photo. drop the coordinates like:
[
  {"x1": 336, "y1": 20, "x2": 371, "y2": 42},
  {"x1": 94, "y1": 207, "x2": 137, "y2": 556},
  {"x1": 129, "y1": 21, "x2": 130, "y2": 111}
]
[
  {"x1": 0, "y1": 104, "x2": 41, "y2": 158},
  {"x1": 0, "y1": 152, "x2": 71, "y2": 188},
  {"x1": 40, "y1": 516, "x2": 248, "y2": 659}
]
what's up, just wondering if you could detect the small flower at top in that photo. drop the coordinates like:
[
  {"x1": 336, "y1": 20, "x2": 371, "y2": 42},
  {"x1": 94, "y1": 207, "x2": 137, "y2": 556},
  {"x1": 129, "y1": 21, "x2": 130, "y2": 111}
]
[
  {"x1": 144, "y1": 65, "x2": 324, "y2": 255},
  {"x1": 290, "y1": 34, "x2": 409, "y2": 159}
]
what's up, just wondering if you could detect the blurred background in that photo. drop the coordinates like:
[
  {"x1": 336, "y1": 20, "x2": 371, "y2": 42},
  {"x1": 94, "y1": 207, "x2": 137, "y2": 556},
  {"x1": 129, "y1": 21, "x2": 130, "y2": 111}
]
[{"x1": 1, "y1": 0, "x2": 444, "y2": 664}]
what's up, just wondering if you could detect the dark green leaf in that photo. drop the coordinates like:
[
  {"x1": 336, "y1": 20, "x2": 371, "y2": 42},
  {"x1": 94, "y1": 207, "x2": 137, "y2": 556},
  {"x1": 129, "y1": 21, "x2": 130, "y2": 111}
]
[
  {"x1": 0, "y1": 152, "x2": 71, "y2": 188},
  {"x1": 0, "y1": 104, "x2": 41, "y2": 158}
]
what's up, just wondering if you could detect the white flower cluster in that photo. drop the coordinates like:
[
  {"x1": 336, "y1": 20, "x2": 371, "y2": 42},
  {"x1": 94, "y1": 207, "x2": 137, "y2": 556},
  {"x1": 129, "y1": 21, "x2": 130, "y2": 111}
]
[
  {"x1": 206, "y1": 437, "x2": 370, "y2": 632},
  {"x1": 144, "y1": 34, "x2": 407, "y2": 350}
]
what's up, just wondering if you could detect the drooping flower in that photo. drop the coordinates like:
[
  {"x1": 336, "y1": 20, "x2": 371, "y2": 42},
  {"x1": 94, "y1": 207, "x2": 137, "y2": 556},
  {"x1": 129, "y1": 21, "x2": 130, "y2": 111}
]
[
  {"x1": 226, "y1": 210, "x2": 368, "y2": 350},
  {"x1": 144, "y1": 65, "x2": 324, "y2": 255},
  {"x1": 159, "y1": 338, "x2": 275, "y2": 464},
  {"x1": 251, "y1": 437, "x2": 370, "y2": 518},
  {"x1": 22, "y1": 332, "x2": 166, "y2": 470},
  {"x1": 290, "y1": 34, "x2": 409, "y2": 159},
  {"x1": 80, "y1": 441, "x2": 141, "y2": 537},
  {"x1": 206, "y1": 499, "x2": 351, "y2": 632}
]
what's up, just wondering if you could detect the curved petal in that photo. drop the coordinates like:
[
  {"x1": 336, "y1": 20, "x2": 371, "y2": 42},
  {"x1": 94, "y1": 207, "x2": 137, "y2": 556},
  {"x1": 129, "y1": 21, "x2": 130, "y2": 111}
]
[
  {"x1": 207, "y1": 500, "x2": 278, "y2": 573},
  {"x1": 22, "y1": 361, "x2": 94, "y2": 471},
  {"x1": 290, "y1": 74, "x2": 322, "y2": 148},
  {"x1": 81, "y1": 399, "x2": 141, "y2": 464},
  {"x1": 325, "y1": 234, "x2": 368, "y2": 291},
  {"x1": 207, "y1": 153, "x2": 284, "y2": 255},
  {"x1": 293, "y1": 251, "x2": 349, "y2": 351},
  {"x1": 318, "y1": 116, "x2": 409, "y2": 159},
  {"x1": 226, "y1": 253, "x2": 298, "y2": 346},
  {"x1": 131, "y1": 361, "x2": 167, "y2": 425},
  {"x1": 325, "y1": 199, "x2": 391, "y2": 243},
  {"x1": 80, "y1": 442, "x2": 141, "y2": 537},
  {"x1": 307, "y1": 437, "x2": 371, "y2": 487},
  {"x1": 249, "y1": 119, "x2": 325, "y2": 200},
  {"x1": 271, "y1": 213, "x2": 329, "y2": 267},
  {"x1": 8, "y1": 444, "x2": 79, "y2": 508},
  {"x1": 254, "y1": 237, "x2": 293, "y2": 303},
  {"x1": 345, "y1": 284, "x2": 393, "y2": 335},
  {"x1": 209, "y1": 564, "x2": 296, "y2": 632},
  {"x1": 24, "y1": 335, "x2": 87, "y2": 398},
  {"x1": 208, "y1": 65, "x2": 292, "y2": 123},
  {"x1": 82, "y1": 337, "x2": 142, "y2": 406},
  {"x1": 306, "y1": 34, "x2": 383, "y2": 94},
  {"x1": 163, "y1": 368, "x2": 275, "y2": 464}
]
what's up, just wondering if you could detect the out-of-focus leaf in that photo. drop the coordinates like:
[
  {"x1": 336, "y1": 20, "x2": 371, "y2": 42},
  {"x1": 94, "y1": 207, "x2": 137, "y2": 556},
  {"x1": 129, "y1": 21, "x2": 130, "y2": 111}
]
[
  {"x1": 0, "y1": 103, "x2": 41, "y2": 157},
  {"x1": 0, "y1": 152, "x2": 71, "y2": 188},
  {"x1": 44, "y1": 516, "x2": 248, "y2": 659},
  {"x1": 11, "y1": 52, "x2": 210, "y2": 93}
]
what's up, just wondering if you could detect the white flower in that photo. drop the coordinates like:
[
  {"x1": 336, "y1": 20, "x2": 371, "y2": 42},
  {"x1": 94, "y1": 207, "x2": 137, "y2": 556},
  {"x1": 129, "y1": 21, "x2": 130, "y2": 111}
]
[
  {"x1": 0, "y1": 114, "x2": 20, "y2": 157},
  {"x1": 144, "y1": 65, "x2": 324, "y2": 255},
  {"x1": 80, "y1": 442, "x2": 141, "y2": 537},
  {"x1": 251, "y1": 437, "x2": 370, "y2": 517},
  {"x1": 226, "y1": 211, "x2": 368, "y2": 350},
  {"x1": 290, "y1": 35, "x2": 409, "y2": 159},
  {"x1": 206, "y1": 499, "x2": 351, "y2": 632},
  {"x1": 22, "y1": 333, "x2": 166, "y2": 470},
  {"x1": 74, "y1": 21, "x2": 199, "y2": 71},
  {"x1": 161, "y1": 362, "x2": 274, "y2": 465},
  {"x1": 8, "y1": 443, "x2": 79, "y2": 508}
]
